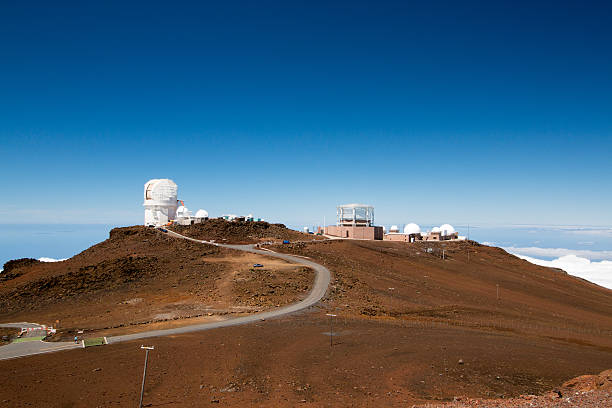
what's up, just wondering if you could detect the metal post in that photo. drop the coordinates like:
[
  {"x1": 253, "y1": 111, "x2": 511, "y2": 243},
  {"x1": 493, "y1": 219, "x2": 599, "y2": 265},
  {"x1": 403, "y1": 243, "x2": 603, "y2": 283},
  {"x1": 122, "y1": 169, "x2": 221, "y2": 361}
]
[
  {"x1": 326, "y1": 313, "x2": 336, "y2": 347},
  {"x1": 139, "y1": 345, "x2": 154, "y2": 408}
]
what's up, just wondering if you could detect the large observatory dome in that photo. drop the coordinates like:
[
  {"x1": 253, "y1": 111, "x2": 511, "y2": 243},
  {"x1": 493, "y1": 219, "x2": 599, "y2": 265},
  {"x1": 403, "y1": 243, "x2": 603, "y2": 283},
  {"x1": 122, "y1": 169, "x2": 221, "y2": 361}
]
[
  {"x1": 143, "y1": 179, "x2": 179, "y2": 226},
  {"x1": 144, "y1": 179, "x2": 177, "y2": 203},
  {"x1": 403, "y1": 223, "x2": 421, "y2": 234},
  {"x1": 440, "y1": 224, "x2": 456, "y2": 236},
  {"x1": 195, "y1": 209, "x2": 209, "y2": 218}
]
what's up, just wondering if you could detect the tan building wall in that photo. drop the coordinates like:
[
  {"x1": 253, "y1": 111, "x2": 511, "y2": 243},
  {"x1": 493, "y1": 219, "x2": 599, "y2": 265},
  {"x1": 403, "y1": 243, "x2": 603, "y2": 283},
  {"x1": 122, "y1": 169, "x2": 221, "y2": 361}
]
[
  {"x1": 384, "y1": 233, "x2": 422, "y2": 242},
  {"x1": 384, "y1": 233, "x2": 409, "y2": 242},
  {"x1": 423, "y1": 232, "x2": 441, "y2": 241},
  {"x1": 325, "y1": 225, "x2": 383, "y2": 240}
]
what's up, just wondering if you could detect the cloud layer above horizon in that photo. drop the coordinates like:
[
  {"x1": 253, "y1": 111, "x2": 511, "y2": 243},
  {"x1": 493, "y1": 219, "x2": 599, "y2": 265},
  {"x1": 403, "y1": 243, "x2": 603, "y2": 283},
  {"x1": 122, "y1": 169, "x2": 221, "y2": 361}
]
[
  {"x1": 512, "y1": 253, "x2": 612, "y2": 290},
  {"x1": 504, "y1": 246, "x2": 612, "y2": 261}
]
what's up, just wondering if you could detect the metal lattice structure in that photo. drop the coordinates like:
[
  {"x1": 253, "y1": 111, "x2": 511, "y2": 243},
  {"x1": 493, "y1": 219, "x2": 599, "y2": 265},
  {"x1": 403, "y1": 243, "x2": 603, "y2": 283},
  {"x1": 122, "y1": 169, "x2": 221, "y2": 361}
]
[{"x1": 336, "y1": 203, "x2": 374, "y2": 227}]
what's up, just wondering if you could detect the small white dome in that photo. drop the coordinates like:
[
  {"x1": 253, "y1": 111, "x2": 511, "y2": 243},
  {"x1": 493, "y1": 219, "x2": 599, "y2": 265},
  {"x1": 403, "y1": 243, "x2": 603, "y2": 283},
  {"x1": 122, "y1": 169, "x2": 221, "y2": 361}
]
[
  {"x1": 440, "y1": 224, "x2": 455, "y2": 236},
  {"x1": 431, "y1": 226, "x2": 441, "y2": 233},
  {"x1": 195, "y1": 209, "x2": 208, "y2": 218},
  {"x1": 176, "y1": 206, "x2": 190, "y2": 218},
  {"x1": 390, "y1": 225, "x2": 400, "y2": 233},
  {"x1": 403, "y1": 223, "x2": 421, "y2": 234}
]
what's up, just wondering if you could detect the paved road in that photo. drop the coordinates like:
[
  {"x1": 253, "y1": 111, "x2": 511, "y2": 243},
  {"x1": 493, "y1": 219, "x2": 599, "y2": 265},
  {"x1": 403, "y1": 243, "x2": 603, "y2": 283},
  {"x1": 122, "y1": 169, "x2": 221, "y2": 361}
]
[{"x1": 0, "y1": 232, "x2": 331, "y2": 359}]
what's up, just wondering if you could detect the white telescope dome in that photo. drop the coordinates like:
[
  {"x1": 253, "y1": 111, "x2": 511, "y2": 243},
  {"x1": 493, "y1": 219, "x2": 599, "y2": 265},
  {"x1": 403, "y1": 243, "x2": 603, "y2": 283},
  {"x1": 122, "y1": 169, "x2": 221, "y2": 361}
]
[
  {"x1": 176, "y1": 205, "x2": 191, "y2": 218},
  {"x1": 390, "y1": 225, "x2": 400, "y2": 233},
  {"x1": 143, "y1": 178, "x2": 179, "y2": 226},
  {"x1": 403, "y1": 223, "x2": 421, "y2": 234},
  {"x1": 431, "y1": 226, "x2": 441, "y2": 233},
  {"x1": 195, "y1": 209, "x2": 209, "y2": 218},
  {"x1": 440, "y1": 224, "x2": 455, "y2": 236},
  {"x1": 144, "y1": 179, "x2": 177, "y2": 203}
]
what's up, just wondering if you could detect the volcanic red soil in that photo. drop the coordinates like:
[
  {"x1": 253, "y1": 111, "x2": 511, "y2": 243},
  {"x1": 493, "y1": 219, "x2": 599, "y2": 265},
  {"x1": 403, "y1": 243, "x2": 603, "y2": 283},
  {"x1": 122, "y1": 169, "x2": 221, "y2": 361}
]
[
  {"x1": 1, "y1": 226, "x2": 612, "y2": 407},
  {"x1": 0, "y1": 328, "x2": 18, "y2": 345},
  {"x1": 169, "y1": 219, "x2": 324, "y2": 244},
  {"x1": 0, "y1": 223, "x2": 314, "y2": 338}
]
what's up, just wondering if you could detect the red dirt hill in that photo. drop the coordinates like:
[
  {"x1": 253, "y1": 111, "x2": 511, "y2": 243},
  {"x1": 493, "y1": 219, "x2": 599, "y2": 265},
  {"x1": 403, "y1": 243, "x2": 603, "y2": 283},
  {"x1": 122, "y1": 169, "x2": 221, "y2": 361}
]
[{"x1": 169, "y1": 218, "x2": 322, "y2": 244}]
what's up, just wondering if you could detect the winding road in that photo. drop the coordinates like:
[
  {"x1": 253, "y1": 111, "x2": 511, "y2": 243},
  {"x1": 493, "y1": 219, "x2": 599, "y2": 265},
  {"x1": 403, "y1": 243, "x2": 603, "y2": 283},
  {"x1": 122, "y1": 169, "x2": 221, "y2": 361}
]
[{"x1": 0, "y1": 231, "x2": 331, "y2": 360}]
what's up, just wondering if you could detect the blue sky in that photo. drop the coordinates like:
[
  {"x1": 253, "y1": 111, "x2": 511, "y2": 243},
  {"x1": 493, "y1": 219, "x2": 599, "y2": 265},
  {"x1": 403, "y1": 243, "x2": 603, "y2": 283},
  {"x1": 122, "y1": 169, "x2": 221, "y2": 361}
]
[{"x1": 1, "y1": 1, "x2": 611, "y2": 227}]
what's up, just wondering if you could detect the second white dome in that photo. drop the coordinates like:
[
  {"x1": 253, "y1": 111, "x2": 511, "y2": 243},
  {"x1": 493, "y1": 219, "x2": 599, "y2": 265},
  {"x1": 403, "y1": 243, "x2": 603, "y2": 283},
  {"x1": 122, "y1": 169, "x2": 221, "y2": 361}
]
[
  {"x1": 403, "y1": 223, "x2": 421, "y2": 234},
  {"x1": 439, "y1": 224, "x2": 455, "y2": 236}
]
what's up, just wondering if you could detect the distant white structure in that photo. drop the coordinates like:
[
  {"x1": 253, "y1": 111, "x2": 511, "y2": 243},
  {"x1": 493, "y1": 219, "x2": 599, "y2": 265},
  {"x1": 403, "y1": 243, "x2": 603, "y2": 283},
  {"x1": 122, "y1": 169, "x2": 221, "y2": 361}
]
[
  {"x1": 431, "y1": 226, "x2": 441, "y2": 233},
  {"x1": 403, "y1": 223, "x2": 421, "y2": 235},
  {"x1": 174, "y1": 205, "x2": 194, "y2": 225},
  {"x1": 389, "y1": 225, "x2": 400, "y2": 233},
  {"x1": 144, "y1": 179, "x2": 178, "y2": 227},
  {"x1": 176, "y1": 205, "x2": 192, "y2": 219},
  {"x1": 194, "y1": 209, "x2": 209, "y2": 219},
  {"x1": 439, "y1": 224, "x2": 456, "y2": 236},
  {"x1": 303, "y1": 226, "x2": 310, "y2": 233}
]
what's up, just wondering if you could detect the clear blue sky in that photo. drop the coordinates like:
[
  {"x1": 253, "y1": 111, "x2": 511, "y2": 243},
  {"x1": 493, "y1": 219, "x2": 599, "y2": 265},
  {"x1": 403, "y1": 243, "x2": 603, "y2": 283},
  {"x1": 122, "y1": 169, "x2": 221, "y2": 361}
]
[{"x1": 1, "y1": 1, "x2": 611, "y2": 227}]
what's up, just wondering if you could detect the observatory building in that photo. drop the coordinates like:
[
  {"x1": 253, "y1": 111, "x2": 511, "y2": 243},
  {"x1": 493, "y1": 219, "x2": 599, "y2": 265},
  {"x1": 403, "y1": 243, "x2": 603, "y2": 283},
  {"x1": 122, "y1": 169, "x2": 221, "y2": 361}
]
[
  {"x1": 383, "y1": 223, "x2": 460, "y2": 242},
  {"x1": 143, "y1": 179, "x2": 209, "y2": 226},
  {"x1": 384, "y1": 223, "x2": 423, "y2": 242},
  {"x1": 324, "y1": 204, "x2": 383, "y2": 240},
  {"x1": 144, "y1": 179, "x2": 179, "y2": 227}
]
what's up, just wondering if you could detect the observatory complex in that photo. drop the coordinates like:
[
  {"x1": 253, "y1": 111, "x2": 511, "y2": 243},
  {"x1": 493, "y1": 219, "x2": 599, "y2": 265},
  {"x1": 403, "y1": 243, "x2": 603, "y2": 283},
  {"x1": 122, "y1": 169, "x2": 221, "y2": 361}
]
[
  {"x1": 383, "y1": 223, "x2": 460, "y2": 242},
  {"x1": 143, "y1": 179, "x2": 209, "y2": 227},
  {"x1": 324, "y1": 204, "x2": 384, "y2": 239},
  {"x1": 323, "y1": 203, "x2": 462, "y2": 242}
]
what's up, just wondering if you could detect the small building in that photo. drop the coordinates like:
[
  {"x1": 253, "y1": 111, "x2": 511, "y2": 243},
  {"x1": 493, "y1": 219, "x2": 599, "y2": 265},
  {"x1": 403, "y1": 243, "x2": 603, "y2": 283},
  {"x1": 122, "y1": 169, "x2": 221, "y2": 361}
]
[
  {"x1": 384, "y1": 223, "x2": 422, "y2": 242},
  {"x1": 423, "y1": 231, "x2": 441, "y2": 241}
]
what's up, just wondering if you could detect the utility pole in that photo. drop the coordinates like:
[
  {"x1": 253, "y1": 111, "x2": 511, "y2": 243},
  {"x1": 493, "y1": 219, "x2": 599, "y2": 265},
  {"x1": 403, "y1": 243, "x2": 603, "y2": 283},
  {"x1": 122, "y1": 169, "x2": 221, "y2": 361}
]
[
  {"x1": 467, "y1": 224, "x2": 470, "y2": 263},
  {"x1": 326, "y1": 313, "x2": 336, "y2": 347},
  {"x1": 139, "y1": 345, "x2": 154, "y2": 408}
]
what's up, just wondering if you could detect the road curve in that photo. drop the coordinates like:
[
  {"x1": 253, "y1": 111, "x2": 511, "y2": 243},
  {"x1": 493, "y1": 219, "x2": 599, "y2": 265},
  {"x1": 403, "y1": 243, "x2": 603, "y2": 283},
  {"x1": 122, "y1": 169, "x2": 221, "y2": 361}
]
[
  {"x1": 0, "y1": 231, "x2": 331, "y2": 359},
  {"x1": 108, "y1": 238, "x2": 331, "y2": 343}
]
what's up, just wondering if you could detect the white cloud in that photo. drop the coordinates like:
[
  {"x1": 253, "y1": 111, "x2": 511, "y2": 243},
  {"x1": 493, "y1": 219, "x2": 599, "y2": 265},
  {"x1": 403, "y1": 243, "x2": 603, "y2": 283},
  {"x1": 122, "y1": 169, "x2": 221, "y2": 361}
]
[
  {"x1": 504, "y1": 246, "x2": 612, "y2": 261},
  {"x1": 38, "y1": 257, "x2": 67, "y2": 263},
  {"x1": 515, "y1": 254, "x2": 612, "y2": 290},
  {"x1": 1, "y1": 256, "x2": 66, "y2": 273},
  {"x1": 563, "y1": 228, "x2": 612, "y2": 237}
]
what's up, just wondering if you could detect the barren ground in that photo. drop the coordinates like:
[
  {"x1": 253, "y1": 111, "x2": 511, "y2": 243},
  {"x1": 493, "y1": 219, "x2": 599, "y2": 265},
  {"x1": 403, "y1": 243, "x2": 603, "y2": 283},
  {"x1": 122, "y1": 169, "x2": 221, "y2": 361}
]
[
  {"x1": 0, "y1": 226, "x2": 313, "y2": 339},
  {"x1": 1, "y1": 228, "x2": 612, "y2": 407}
]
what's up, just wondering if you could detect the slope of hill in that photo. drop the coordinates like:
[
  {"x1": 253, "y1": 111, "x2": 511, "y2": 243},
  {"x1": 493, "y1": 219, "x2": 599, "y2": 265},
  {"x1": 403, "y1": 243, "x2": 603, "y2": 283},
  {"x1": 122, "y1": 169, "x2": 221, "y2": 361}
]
[
  {"x1": 0, "y1": 226, "x2": 313, "y2": 335},
  {"x1": 169, "y1": 219, "x2": 322, "y2": 244},
  {"x1": 1, "y1": 228, "x2": 611, "y2": 406},
  {"x1": 272, "y1": 239, "x2": 612, "y2": 349}
]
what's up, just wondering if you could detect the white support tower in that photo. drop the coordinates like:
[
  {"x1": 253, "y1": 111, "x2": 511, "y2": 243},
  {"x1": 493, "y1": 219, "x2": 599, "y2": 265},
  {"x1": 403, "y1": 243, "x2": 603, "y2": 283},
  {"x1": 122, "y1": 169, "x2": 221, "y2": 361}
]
[
  {"x1": 336, "y1": 203, "x2": 374, "y2": 227},
  {"x1": 143, "y1": 179, "x2": 178, "y2": 226}
]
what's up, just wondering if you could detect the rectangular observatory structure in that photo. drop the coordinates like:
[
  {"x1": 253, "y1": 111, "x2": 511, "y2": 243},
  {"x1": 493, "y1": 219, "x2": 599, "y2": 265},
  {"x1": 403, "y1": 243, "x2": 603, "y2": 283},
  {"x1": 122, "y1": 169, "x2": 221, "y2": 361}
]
[{"x1": 324, "y1": 203, "x2": 383, "y2": 240}]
